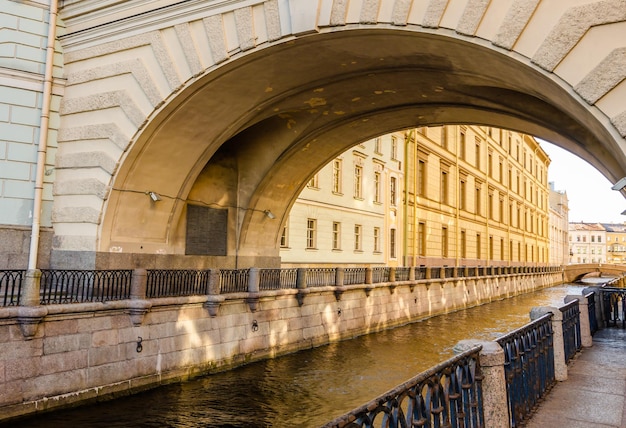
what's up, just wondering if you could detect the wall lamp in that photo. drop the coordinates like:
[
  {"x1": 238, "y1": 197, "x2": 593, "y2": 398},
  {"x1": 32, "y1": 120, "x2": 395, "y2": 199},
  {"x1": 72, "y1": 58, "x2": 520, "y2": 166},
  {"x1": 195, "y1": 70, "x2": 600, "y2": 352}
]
[
  {"x1": 146, "y1": 191, "x2": 161, "y2": 202},
  {"x1": 611, "y1": 177, "x2": 626, "y2": 191},
  {"x1": 264, "y1": 210, "x2": 275, "y2": 219}
]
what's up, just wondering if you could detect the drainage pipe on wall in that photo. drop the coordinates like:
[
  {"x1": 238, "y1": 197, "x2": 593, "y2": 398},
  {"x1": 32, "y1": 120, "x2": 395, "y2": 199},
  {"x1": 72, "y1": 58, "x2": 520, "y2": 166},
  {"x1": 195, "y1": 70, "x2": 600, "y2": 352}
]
[{"x1": 28, "y1": 0, "x2": 59, "y2": 270}]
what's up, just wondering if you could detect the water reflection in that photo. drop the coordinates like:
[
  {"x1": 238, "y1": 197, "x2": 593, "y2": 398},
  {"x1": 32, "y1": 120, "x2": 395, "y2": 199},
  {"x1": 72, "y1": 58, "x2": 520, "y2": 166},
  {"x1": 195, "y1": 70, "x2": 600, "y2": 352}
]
[{"x1": 4, "y1": 284, "x2": 587, "y2": 428}]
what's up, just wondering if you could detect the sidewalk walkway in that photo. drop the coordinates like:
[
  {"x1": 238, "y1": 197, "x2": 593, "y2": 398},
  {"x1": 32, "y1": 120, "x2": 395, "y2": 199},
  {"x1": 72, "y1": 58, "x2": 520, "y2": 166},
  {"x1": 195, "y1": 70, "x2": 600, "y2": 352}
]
[{"x1": 525, "y1": 327, "x2": 626, "y2": 427}]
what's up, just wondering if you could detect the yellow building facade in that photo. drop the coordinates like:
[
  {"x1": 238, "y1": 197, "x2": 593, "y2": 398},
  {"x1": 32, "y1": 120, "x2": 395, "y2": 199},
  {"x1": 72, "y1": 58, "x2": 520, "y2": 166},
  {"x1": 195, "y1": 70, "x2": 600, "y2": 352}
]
[
  {"x1": 404, "y1": 126, "x2": 551, "y2": 267},
  {"x1": 281, "y1": 125, "x2": 552, "y2": 268}
]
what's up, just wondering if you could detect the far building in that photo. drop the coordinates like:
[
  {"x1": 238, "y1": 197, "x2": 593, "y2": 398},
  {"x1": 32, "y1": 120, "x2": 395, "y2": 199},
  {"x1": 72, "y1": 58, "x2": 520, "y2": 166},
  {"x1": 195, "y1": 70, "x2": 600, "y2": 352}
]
[
  {"x1": 280, "y1": 133, "x2": 404, "y2": 267},
  {"x1": 548, "y1": 183, "x2": 569, "y2": 265},
  {"x1": 601, "y1": 223, "x2": 626, "y2": 264},
  {"x1": 282, "y1": 125, "x2": 553, "y2": 268},
  {"x1": 568, "y1": 223, "x2": 606, "y2": 264}
]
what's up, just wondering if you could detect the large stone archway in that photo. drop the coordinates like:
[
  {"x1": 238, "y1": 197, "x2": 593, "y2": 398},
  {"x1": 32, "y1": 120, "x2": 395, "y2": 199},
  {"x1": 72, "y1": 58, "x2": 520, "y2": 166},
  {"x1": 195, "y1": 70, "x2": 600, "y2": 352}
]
[{"x1": 53, "y1": 0, "x2": 626, "y2": 268}]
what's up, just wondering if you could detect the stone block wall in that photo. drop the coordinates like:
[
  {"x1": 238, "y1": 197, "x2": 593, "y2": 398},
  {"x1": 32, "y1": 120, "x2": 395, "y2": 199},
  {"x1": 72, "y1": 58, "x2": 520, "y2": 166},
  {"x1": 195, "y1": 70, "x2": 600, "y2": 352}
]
[{"x1": 0, "y1": 272, "x2": 561, "y2": 422}]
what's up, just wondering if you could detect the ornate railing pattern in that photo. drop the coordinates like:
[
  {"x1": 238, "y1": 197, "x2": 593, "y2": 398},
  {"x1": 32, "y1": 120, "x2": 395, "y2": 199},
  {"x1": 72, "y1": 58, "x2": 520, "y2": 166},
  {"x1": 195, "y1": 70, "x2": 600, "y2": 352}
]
[
  {"x1": 259, "y1": 268, "x2": 298, "y2": 290},
  {"x1": 146, "y1": 270, "x2": 212, "y2": 298},
  {"x1": 372, "y1": 267, "x2": 390, "y2": 283},
  {"x1": 1, "y1": 270, "x2": 24, "y2": 306},
  {"x1": 560, "y1": 300, "x2": 582, "y2": 363},
  {"x1": 306, "y1": 268, "x2": 335, "y2": 287},
  {"x1": 496, "y1": 314, "x2": 555, "y2": 428},
  {"x1": 601, "y1": 287, "x2": 626, "y2": 328},
  {"x1": 219, "y1": 269, "x2": 249, "y2": 293},
  {"x1": 344, "y1": 268, "x2": 367, "y2": 285},
  {"x1": 322, "y1": 346, "x2": 484, "y2": 428},
  {"x1": 0, "y1": 265, "x2": 563, "y2": 306},
  {"x1": 444, "y1": 267, "x2": 455, "y2": 278},
  {"x1": 395, "y1": 267, "x2": 410, "y2": 281},
  {"x1": 40, "y1": 269, "x2": 132, "y2": 304}
]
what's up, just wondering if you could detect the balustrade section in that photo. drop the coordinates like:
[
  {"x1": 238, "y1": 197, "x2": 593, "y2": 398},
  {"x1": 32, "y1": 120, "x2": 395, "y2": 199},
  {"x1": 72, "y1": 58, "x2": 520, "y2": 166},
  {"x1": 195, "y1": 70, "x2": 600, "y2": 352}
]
[
  {"x1": 146, "y1": 270, "x2": 212, "y2": 298},
  {"x1": 40, "y1": 269, "x2": 132, "y2": 304},
  {"x1": 560, "y1": 300, "x2": 582, "y2": 363},
  {"x1": 496, "y1": 314, "x2": 555, "y2": 428},
  {"x1": 323, "y1": 346, "x2": 484, "y2": 428},
  {"x1": 258, "y1": 268, "x2": 297, "y2": 290},
  {"x1": 1, "y1": 270, "x2": 23, "y2": 306}
]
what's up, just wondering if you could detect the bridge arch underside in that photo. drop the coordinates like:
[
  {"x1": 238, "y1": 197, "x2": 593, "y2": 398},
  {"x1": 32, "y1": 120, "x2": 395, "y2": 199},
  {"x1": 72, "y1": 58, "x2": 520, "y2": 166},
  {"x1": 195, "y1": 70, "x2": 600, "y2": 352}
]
[{"x1": 58, "y1": 28, "x2": 624, "y2": 269}]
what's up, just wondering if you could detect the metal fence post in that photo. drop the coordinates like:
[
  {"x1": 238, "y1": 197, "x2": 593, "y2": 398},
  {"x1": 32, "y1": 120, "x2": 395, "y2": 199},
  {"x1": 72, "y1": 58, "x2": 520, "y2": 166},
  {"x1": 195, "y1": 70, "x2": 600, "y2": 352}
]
[
  {"x1": 454, "y1": 340, "x2": 509, "y2": 428},
  {"x1": 531, "y1": 306, "x2": 567, "y2": 381}
]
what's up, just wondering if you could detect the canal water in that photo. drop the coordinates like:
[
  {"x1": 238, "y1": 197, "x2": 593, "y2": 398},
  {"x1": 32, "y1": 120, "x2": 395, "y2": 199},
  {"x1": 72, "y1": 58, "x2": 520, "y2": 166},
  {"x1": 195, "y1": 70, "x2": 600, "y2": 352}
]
[{"x1": 4, "y1": 283, "x2": 594, "y2": 428}]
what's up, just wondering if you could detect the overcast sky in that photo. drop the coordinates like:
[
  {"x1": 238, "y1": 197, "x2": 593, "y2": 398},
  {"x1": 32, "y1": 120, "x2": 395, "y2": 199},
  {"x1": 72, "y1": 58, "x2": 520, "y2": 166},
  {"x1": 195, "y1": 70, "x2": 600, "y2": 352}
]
[{"x1": 539, "y1": 140, "x2": 626, "y2": 224}]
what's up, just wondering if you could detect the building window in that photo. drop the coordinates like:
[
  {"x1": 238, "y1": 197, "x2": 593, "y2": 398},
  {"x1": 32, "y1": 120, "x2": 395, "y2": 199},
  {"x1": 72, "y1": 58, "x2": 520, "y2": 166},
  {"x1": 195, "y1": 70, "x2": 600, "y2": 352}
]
[
  {"x1": 391, "y1": 136, "x2": 398, "y2": 160},
  {"x1": 442, "y1": 227, "x2": 448, "y2": 258},
  {"x1": 488, "y1": 192, "x2": 494, "y2": 219},
  {"x1": 280, "y1": 222, "x2": 289, "y2": 248},
  {"x1": 500, "y1": 238, "x2": 504, "y2": 261},
  {"x1": 374, "y1": 137, "x2": 382, "y2": 154},
  {"x1": 390, "y1": 176, "x2": 397, "y2": 206},
  {"x1": 488, "y1": 151, "x2": 493, "y2": 177},
  {"x1": 441, "y1": 170, "x2": 448, "y2": 204},
  {"x1": 475, "y1": 186, "x2": 481, "y2": 215},
  {"x1": 374, "y1": 171, "x2": 381, "y2": 203},
  {"x1": 489, "y1": 235, "x2": 494, "y2": 260},
  {"x1": 418, "y1": 222, "x2": 426, "y2": 256},
  {"x1": 332, "y1": 159, "x2": 342, "y2": 194},
  {"x1": 418, "y1": 160, "x2": 426, "y2": 196},
  {"x1": 390, "y1": 228, "x2": 397, "y2": 258},
  {"x1": 307, "y1": 174, "x2": 319, "y2": 188},
  {"x1": 354, "y1": 165, "x2": 363, "y2": 199},
  {"x1": 332, "y1": 222, "x2": 341, "y2": 250},
  {"x1": 459, "y1": 129, "x2": 466, "y2": 160},
  {"x1": 475, "y1": 139, "x2": 481, "y2": 169},
  {"x1": 306, "y1": 218, "x2": 317, "y2": 249},
  {"x1": 460, "y1": 179, "x2": 466, "y2": 210},
  {"x1": 354, "y1": 224, "x2": 362, "y2": 251},
  {"x1": 476, "y1": 233, "x2": 481, "y2": 259},
  {"x1": 374, "y1": 227, "x2": 381, "y2": 252}
]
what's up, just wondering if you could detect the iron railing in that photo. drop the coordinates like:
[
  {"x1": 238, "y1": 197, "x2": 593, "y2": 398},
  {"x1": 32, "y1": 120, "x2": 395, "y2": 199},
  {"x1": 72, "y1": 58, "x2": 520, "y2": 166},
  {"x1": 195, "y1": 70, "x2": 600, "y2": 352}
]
[
  {"x1": 40, "y1": 269, "x2": 132, "y2": 304},
  {"x1": 344, "y1": 268, "x2": 367, "y2": 285},
  {"x1": 0, "y1": 265, "x2": 563, "y2": 306},
  {"x1": 560, "y1": 300, "x2": 582, "y2": 363},
  {"x1": 372, "y1": 267, "x2": 390, "y2": 283},
  {"x1": 1, "y1": 269, "x2": 24, "y2": 306},
  {"x1": 258, "y1": 268, "x2": 298, "y2": 290},
  {"x1": 602, "y1": 286, "x2": 626, "y2": 328},
  {"x1": 395, "y1": 267, "x2": 410, "y2": 281},
  {"x1": 306, "y1": 268, "x2": 335, "y2": 287},
  {"x1": 219, "y1": 269, "x2": 249, "y2": 293},
  {"x1": 146, "y1": 270, "x2": 212, "y2": 298},
  {"x1": 323, "y1": 346, "x2": 484, "y2": 428},
  {"x1": 496, "y1": 313, "x2": 555, "y2": 428}
]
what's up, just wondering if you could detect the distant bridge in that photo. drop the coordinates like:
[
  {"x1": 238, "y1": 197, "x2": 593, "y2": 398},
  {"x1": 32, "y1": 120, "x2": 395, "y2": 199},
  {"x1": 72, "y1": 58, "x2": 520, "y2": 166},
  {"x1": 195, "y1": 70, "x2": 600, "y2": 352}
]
[{"x1": 563, "y1": 264, "x2": 626, "y2": 284}]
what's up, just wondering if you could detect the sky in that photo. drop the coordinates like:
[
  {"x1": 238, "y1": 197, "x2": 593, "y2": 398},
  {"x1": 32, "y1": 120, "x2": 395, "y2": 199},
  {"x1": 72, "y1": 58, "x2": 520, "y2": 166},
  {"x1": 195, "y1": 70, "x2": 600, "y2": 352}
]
[{"x1": 538, "y1": 140, "x2": 626, "y2": 224}]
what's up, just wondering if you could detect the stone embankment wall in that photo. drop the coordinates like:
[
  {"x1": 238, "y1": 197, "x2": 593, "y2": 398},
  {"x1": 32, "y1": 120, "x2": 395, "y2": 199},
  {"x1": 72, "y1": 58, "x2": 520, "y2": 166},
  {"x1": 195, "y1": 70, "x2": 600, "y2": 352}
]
[{"x1": 0, "y1": 272, "x2": 560, "y2": 422}]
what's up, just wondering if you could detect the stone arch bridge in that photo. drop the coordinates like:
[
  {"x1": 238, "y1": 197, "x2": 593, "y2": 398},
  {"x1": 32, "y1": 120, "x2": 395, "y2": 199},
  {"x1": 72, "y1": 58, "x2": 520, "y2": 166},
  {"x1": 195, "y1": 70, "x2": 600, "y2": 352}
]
[
  {"x1": 53, "y1": 0, "x2": 626, "y2": 269},
  {"x1": 563, "y1": 263, "x2": 626, "y2": 284}
]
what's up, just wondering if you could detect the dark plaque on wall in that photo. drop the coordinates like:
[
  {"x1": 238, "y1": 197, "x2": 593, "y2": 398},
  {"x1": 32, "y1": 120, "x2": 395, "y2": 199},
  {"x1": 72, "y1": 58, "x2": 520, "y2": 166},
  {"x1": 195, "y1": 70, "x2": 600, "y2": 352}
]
[{"x1": 186, "y1": 205, "x2": 227, "y2": 255}]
